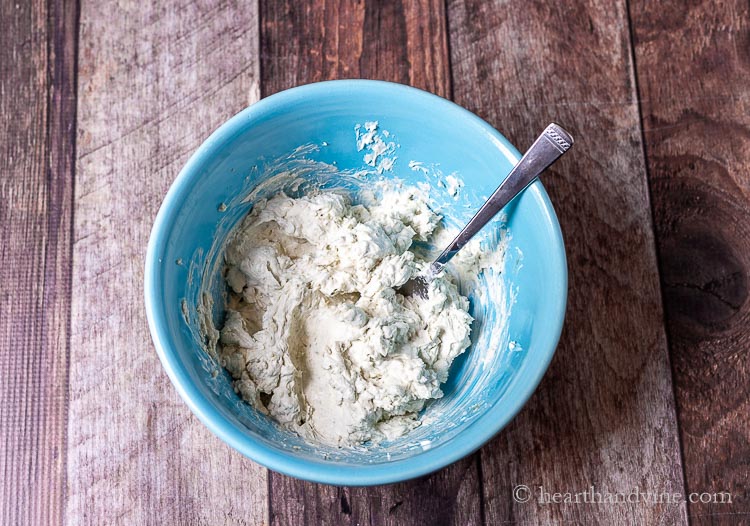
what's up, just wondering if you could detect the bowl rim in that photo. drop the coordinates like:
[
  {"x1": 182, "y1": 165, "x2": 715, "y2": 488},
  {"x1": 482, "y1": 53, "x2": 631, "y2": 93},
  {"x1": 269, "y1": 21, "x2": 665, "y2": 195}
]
[{"x1": 144, "y1": 79, "x2": 567, "y2": 486}]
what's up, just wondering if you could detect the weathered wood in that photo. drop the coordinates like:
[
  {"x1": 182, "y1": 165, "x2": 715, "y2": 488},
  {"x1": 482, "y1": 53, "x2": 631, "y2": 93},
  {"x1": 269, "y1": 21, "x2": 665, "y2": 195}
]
[
  {"x1": 67, "y1": 0, "x2": 267, "y2": 524},
  {"x1": 270, "y1": 462, "x2": 482, "y2": 526},
  {"x1": 630, "y1": 1, "x2": 750, "y2": 523},
  {"x1": 1, "y1": 0, "x2": 745, "y2": 523},
  {"x1": 0, "y1": 0, "x2": 77, "y2": 524},
  {"x1": 260, "y1": 1, "x2": 482, "y2": 525},
  {"x1": 447, "y1": 0, "x2": 688, "y2": 523},
  {"x1": 261, "y1": 0, "x2": 450, "y2": 98}
]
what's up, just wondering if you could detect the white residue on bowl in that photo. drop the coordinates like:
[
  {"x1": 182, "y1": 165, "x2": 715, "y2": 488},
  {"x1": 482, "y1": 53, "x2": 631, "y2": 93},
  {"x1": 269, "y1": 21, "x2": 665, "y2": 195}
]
[
  {"x1": 408, "y1": 160, "x2": 429, "y2": 174},
  {"x1": 410, "y1": 160, "x2": 463, "y2": 199},
  {"x1": 355, "y1": 121, "x2": 397, "y2": 173},
  {"x1": 444, "y1": 174, "x2": 464, "y2": 198}
]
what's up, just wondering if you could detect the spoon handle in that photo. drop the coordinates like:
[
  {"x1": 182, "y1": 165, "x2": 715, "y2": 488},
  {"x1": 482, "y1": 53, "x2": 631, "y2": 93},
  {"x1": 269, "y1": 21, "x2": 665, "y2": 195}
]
[{"x1": 430, "y1": 123, "x2": 573, "y2": 274}]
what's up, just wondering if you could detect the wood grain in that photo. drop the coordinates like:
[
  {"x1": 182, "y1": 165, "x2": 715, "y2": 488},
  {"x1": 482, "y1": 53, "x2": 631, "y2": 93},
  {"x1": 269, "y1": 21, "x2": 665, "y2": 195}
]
[
  {"x1": 67, "y1": 0, "x2": 267, "y2": 524},
  {"x1": 447, "y1": 0, "x2": 688, "y2": 523},
  {"x1": 260, "y1": 1, "x2": 482, "y2": 525},
  {"x1": 261, "y1": 0, "x2": 450, "y2": 98},
  {"x1": 1, "y1": 0, "x2": 745, "y2": 523},
  {"x1": 630, "y1": 1, "x2": 750, "y2": 523},
  {"x1": 0, "y1": 0, "x2": 77, "y2": 524}
]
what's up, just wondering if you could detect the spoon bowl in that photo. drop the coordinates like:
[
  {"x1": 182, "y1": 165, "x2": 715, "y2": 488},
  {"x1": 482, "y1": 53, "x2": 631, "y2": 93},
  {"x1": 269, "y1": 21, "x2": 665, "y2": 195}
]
[{"x1": 398, "y1": 123, "x2": 573, "y2": 298}]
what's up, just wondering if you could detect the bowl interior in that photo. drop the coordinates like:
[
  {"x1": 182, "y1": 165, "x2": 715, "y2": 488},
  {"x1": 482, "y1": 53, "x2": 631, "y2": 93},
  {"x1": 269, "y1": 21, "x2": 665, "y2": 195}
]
[{"x1": 145, "y1": 81, "x2": 567, "y2": 485}]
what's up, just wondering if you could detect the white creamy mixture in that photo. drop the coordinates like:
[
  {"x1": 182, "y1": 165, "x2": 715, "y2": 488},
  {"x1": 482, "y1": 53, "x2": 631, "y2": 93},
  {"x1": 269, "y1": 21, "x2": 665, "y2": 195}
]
[{"x1": 218, "y1": 186, "x2": 476, "y2": 447}]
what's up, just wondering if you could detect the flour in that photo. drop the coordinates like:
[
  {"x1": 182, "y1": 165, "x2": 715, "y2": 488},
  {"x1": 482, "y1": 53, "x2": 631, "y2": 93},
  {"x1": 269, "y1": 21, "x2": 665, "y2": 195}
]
[{"x1": 217, "y1": 184, "x2": 497, "y2": 447}]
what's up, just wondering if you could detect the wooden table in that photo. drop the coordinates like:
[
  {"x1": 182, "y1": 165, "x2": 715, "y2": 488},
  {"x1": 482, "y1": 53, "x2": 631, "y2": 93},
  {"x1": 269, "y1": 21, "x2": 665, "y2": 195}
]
[{"x1": 2, "y1": 0, "x2": 748, "y2": 524}]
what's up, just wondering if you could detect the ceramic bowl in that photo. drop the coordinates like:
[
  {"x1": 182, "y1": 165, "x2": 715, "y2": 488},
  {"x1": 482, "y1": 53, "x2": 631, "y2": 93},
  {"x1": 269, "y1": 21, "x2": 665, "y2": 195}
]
[{"x1": 145, "y1": 80, "x2": 567, "y2": 485}]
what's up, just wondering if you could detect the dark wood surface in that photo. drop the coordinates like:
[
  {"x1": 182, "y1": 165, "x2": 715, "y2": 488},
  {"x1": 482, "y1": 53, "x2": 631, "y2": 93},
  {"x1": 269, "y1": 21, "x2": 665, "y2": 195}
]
[
  {"x1": 448, "y1": 0, "x2": 685, "y2": 524},
  {"x1": 630, "y1": 1, "x2": 750, "y2": 522},
  {"x1": 1, "y1": 0, "x2": 748, "y2": 524}
]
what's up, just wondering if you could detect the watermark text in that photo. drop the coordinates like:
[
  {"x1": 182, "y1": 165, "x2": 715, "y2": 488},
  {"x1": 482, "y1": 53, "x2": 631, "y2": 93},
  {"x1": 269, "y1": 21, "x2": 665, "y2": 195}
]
[{"x1": 512, "y1": 485, "x2": 733, "y2": 505}]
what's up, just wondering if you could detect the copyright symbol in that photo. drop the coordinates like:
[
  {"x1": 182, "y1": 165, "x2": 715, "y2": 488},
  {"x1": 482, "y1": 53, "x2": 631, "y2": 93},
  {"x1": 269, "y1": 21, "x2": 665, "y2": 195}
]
[{"x1": 513, "y1": 485, "x2": 531, "y2": 503}]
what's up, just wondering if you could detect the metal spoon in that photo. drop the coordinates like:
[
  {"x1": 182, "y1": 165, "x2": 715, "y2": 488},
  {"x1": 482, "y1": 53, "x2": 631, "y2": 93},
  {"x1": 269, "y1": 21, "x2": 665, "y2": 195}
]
[{"x1": 398, "y1": 123, "x2": 574, "y2": 299}]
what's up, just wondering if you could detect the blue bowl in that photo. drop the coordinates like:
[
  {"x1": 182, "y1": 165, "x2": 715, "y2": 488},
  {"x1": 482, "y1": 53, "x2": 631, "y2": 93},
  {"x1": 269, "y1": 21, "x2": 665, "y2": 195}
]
[{"x1": 145, "y1": 80, "x2": 567, "y2": 485}]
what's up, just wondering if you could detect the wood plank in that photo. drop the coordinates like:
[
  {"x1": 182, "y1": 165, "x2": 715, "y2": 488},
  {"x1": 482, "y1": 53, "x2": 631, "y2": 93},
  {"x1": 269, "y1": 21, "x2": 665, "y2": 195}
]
[
  {"x1": 447, "y1": 0, "x2": 688, "y2": 523},
  {"x1": 67, "y1": 1, "x2": 267, "y2": 524},
  {"x1": 0, "y1": 0, "x2": 77, "y2": 524},
  {"x1": 261, "y1": 0, "x2": 451, "y2": 98},
  {"x1": 260, "y1": 1, "x2": 482, "y2": 525},
  {"x1": 629, "y1": 1, "x2": 750, "y2": 524}
]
